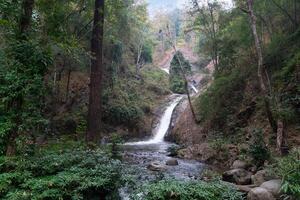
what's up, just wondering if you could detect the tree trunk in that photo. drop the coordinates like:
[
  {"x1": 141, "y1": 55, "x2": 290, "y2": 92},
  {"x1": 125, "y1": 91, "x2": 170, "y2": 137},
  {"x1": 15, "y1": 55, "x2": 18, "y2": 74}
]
[
  {"x1": 65, "y1": 68, "x2": 72, "y2": 102},
  {"x1": 276, "y1": 120, "x2": 288, "y2": 155},
  {"x1": 86, "y1": 0, "x2": 105, "y2": 143},
  {"x1": 136, "y1": 42, "x2": 143, "y2": 79},
  {"x1": 208, "y1": 3, "x2": 218, "y2": 71},
  {"x1": 166, "y1": 25, "x2": 198, "y2": 123},
  {"x1": 6, "y1": 0, "x2": 35, "y2": 156},
  {"x1": 294, "y1": 0, "x2": 298, "y2": 26},
  {"x1": 246, "y1": 0, "x2": 277, "y2": 133},
  {"x1": 19, "y1": 0, "x2": 34, "y2": 37}
]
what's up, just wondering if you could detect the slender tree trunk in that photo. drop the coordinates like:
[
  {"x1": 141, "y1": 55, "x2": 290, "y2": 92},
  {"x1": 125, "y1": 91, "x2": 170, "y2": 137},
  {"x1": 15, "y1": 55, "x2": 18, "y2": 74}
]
[
  {"x1": 65, "y1": 68, "x2": 72, "y2": 102},
  {"x1": 6, "y1": 0, "x2": 35, "y2": 156},
  {"x1": 136, "y1": 42, "x2": 143, "y2": 78},
  {"x1": 208, "y1": 4, "x2": 218, "y2": 71},
  {"x1": 166, "y1": 25, "x2": 198, "y2": 123},
  {"x1": 294, "y1": 0, "x2": 298, "y2": 26},
  {"x1": 276, "y1": 120, "x2": 288, "y2": 155},
  {"x1": 86, "y1": 0, "x2": 105, "y2": 143},
  {"x1": 246, "y1": 0, "x2": 277, "y2": 133},
  {"x1": 19, "y1": 0, "x2": 34, "y2": 36}
]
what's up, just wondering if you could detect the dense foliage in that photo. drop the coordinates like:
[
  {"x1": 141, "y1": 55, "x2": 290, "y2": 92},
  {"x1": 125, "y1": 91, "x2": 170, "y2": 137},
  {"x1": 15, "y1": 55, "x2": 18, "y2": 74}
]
[
  {"x1": 276, "y1": 148, "x2": 300, "y2": 198},
  {"x1": 194, "y1": 0, "x2": 300, "y2": 136},
  {"x1": 169, "y1": 51, "x2": 191, "y2": 94},
  {"x1": 0, "y1": 149, "x2": 122, "y2": 199},
  {"x1": 132, "y1": 180, "x2": 244, "y2": 200}
]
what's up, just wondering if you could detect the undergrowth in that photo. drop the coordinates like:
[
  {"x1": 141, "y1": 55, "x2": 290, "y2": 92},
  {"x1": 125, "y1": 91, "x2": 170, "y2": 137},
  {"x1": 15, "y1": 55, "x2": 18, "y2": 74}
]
[
  {"x1": 0, "y1": 149, "x2": 122, "y2": 200},
  {"x1": 132, "y1": 180, "x2": 244, "y2": 200}
]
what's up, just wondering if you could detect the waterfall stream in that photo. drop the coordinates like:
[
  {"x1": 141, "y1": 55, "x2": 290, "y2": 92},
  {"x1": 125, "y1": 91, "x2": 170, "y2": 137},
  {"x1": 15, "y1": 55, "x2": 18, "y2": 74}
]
[
  {"x1": 125, "y1": 95, "x2": 183, "y2": 145},
  {"x1": 119, "y1": 68, "x2": 203, "y2": 199}
]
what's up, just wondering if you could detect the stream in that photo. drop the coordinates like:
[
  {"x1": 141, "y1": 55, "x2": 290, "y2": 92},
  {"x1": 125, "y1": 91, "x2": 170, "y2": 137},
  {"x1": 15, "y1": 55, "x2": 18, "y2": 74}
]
[{"x1": 120, "y1": 92, "x2": 204, "y2": 199}]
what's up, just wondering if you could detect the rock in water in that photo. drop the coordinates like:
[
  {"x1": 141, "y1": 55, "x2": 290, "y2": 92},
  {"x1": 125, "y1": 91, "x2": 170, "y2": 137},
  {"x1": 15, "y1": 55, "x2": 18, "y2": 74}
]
[
  {"x1": 260, "y1": 179, "x2": 281, "y2": 197},
  {"x1": 247, "y1": 187, "x2": 275, "y2": 200},
  {"x1": 166, "y1": 159, "x2": 179, "y2": 166},
  {"x1": 147, "y1": 162, "x2": 166, "y2": 171},
  {"x1": 222, "y1": 168, "x2": 252, "y2": 185}
]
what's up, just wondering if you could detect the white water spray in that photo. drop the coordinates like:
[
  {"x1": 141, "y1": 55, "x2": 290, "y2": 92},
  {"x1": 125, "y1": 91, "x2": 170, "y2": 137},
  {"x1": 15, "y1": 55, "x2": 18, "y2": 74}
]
[
  {"x1": 190, "y1": 84, "x2": 198, "y2": 93},
  {"x1": 161, "y1": 68, "x2": 170, "y2": 74},
  {"x1": 125, "y1": 96, "x2": 183, "y2": 145}
]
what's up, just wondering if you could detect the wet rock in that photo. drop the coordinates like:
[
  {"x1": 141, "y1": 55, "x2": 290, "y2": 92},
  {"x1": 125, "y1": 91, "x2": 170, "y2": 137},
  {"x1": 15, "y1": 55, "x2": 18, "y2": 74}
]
[
  {"x1": 247, "y1": 187, "x2": 275, "y2": 200},
  {"x1": 166, "y1": 159, "x2": 179, "y2": 166},
  {"x1": 260, "y1": 179, "x2": 281, "y2": 197},
  {"x1": 231, "y1": 160, "x2": 248, "y2": 169},
  {"x1": 251, "y1": 170, "x2": 274, "y2": 186},
  {"x1": 147, "y1": 162, "x2": 166, "y2": 171},
  {"x1": 222, "y1": 168, "x2": 252, "y2": 185},
  {"x1": 235, "y1": 185, "x2": 256, "y2": 193}
]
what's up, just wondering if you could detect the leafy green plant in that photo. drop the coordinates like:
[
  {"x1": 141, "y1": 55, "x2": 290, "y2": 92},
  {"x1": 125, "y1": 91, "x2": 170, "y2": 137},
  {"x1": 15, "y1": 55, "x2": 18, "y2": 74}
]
[
  {"x1": 132, "y1": 180, "x2": 244, "y2": 200},
  {"x1": 167, "y1": 145, "x2": 180, "y2": 157},
  {"x1": 109, "y1": 133, "x2": 123, "y2": 159},
  {"x1": 196, "y1": 67, "x2": 247, "y2": 129},
  {"x1": 276, "y1": 148, "x2": 300, "y2": 199},
  {"x1": 248, "y1": 128, "x2": 270, "y2": 167},
  {"x1": 0, "y1": 149, "x2": 122, "y2": 199},
  {"x1": 169, "y1": 51, "x2": 191, "y2": 94}
]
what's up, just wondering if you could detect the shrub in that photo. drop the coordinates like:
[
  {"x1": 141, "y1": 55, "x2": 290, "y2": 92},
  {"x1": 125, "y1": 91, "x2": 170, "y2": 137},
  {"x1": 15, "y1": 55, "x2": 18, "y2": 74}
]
[
  {"x1": 167, "y1": 145, "x2": 180, "y2": 157},
  {"x1": 0, "y1": 149, "x2": 122, "y2": 199},
  {"x1": 132, "y1": 180, "x2": 244, "y2": 200},
  {"x1": 195, "y1": 67, "x2": 247, "y2": 129},
  {"x1": 276, "y1": 148, "x2": 300, "y2": 199},
  {"x1": 169, "y1": 51, "x2": 191, "y2": 94},
  {"x1": 248, "y1": 128, "x2": 270, "y2": 167}
]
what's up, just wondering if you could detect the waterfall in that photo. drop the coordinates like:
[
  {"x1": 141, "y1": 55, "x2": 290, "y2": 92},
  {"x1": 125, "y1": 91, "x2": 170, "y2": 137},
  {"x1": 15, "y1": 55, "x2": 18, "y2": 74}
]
[
  {"x1": 190, "y1": 84, "x2": 198, "y2": 93},
  {"x1": 161, "y1": 68, "x2": 170, "y2": 74},
  {"x1": 125, "y1": 96, "x2": 183, "y2": 145}
]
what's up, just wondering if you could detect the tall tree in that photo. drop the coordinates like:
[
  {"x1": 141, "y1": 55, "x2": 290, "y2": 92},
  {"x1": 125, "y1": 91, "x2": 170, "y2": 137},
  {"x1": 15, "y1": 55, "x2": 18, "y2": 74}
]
[
  {"x1": 86, "y1": 0, "x2": 105, "y2": 143},
  {"x1": 6, "y1": 0, "x2": 35, "y2": 156},
  {"x1": 245, "y1": 0, "x2": 277, "y2": 133}
]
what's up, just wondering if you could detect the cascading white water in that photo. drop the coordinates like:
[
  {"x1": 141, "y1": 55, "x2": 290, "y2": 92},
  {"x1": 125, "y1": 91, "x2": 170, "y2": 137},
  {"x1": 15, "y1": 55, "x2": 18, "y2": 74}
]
[
  {"x1": 125, "y1": 96, "x2": 183, "y2": 145},
  {"x1": 190, "y1": 84, "x2": 199, "y2": 93},
  {"x1": 161, "y1": 68, "x2": 170, "y2": 74}
]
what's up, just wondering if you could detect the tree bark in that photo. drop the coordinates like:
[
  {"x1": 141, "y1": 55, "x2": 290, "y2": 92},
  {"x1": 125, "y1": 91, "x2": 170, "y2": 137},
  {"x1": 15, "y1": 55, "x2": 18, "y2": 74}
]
[
  {"x1": 246, "y1": 0, "x2": 277, "y2": 133},
  {"x1": 65, "y1": 68, "x2": 72, "y2": 102},
  {"x1": 166, "y1": 25, "x2": 198, "y2": 123},
  {"x1": 136, "y1": 42, "x2": 143, "y2": 79},
  {"x1": 6, "y1": 0, "x2": 35, "y2": 156},
  {"x1": 276, "y1": 120, "x2": 288, "y2": 155},
  {"x1": 86, "y1": 0, "x2": 105, "y2": 143},
  {"x1": 19, "y1": 0, "x2": 34, "y2": 37}
]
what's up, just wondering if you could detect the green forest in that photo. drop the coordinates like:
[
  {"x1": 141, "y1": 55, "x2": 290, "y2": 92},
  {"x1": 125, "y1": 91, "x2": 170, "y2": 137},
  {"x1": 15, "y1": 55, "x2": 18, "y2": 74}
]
[{"x1": 0, "y1": 0, "x2": 299, "y2": 199}]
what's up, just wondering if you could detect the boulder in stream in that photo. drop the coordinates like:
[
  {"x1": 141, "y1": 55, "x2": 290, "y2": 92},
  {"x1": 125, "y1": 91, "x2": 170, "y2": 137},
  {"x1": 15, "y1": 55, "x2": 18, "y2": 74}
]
[
  {"x1": 166, "y1": 158, "x2": 179, "y2": 166},
  {"x1": 260, "y1": 179, "x2": 281, "y2": 197},
  {"x1": 147, "y1": 162, "x2": 166, "y2": 171},
  {"x1": 222, "y1": 168, "x2": 252, "y2": 185},
  {"x1": 247, "y1": 187, "x2": 275, "y2": 200}
]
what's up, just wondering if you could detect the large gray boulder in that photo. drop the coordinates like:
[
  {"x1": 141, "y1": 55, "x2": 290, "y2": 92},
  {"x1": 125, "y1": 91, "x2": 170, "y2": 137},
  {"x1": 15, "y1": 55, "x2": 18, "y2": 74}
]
[
  {"x1": 251, "y1": 170, "x2": 275, "y2": 186},
  {"x1": 222, "y1": 168, "x2": 252, "y2": 185},
  {"x1": 247, "y1": 187, "x2": 275, "y2": 200},
  {"x1": 231, "y1": 160, "x2": 248, "y2": 169},
  {"x1": 147, "y1": 162, "x2": 166, "y2": 171},
  {"x1": 166, "y1": 158, "x2": 179, "y2": 166},
  {"x1": 260, "y1": 179, "x2": 281, "y2": 197}
]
